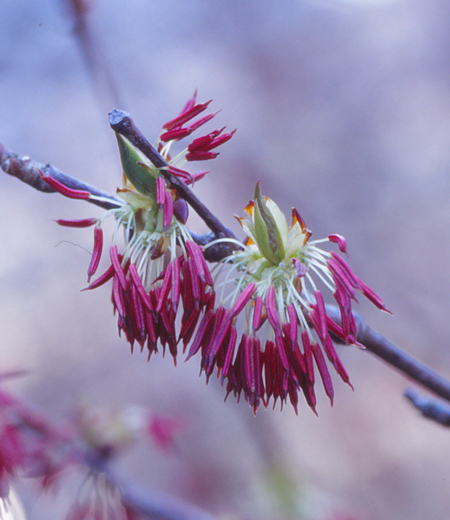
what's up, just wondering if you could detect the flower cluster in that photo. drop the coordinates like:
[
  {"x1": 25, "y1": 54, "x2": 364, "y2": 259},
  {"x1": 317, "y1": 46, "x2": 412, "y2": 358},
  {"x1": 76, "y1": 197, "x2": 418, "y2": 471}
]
[
  {"x1": 42, "y1": 94, "x2": 388, "y2": 414},
  {"x1": 46, "y1": 92, "x2": 233, "y2": 361},
  {"x1": 191, "y1": 183, "x2": 389, "y2": 413}
]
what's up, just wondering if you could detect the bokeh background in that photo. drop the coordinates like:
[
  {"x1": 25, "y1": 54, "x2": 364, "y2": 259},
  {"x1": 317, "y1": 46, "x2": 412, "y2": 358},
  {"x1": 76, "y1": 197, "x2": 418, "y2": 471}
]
[{"x1": 2, "y1": 0, "x2": 450, "y2": 519}]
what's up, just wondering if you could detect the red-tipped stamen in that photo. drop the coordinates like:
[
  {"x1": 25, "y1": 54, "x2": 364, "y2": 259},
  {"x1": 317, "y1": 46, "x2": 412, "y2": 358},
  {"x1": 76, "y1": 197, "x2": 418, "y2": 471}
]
[
  {"x1": 87, "y1": 226, "x2": 103, "y2": 282},
  {"x1": 56, "y1": 218, "x2": 98, "y2": 228},
  {"x1": 39, "y1": 171, "x2": 90, "y2": 200}
]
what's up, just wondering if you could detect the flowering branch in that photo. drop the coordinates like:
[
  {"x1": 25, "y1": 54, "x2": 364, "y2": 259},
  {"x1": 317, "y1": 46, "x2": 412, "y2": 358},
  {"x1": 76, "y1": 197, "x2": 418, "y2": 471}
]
[{"x1": 3, "y1": 99, "x2": 450, "y2": 417}]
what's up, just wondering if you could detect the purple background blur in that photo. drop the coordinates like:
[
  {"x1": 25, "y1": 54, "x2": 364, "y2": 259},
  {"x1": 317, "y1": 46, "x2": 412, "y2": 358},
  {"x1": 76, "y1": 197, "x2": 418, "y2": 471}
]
[{"x1": 2, "y1": 1, "x2": 450, "y2": 519}]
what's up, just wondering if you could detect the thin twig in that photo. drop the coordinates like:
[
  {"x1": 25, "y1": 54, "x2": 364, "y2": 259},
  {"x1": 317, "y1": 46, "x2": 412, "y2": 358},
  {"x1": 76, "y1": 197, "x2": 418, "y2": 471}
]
[
  {"x1": 326, "y1": 304, "x2": 450, "y2": 404},
  {"x1": 0, "y1": 143, "x2": 122, "y2": 211},
  {"x1": 404, "y1": 387, "x2": 450, "y2": 427},
  {"x1": 109, "y1": 109, "x2": 239, "y2": 244}
]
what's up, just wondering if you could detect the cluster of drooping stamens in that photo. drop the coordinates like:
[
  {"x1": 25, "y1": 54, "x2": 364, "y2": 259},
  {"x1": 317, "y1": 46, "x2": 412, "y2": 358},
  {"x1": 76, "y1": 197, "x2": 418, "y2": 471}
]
[
  {"x1": 42, "y1": 93, "x2": 233, "y2": 361},
  {"x1": 41, "y1": 95, "x2": 389, "y2": 415},
  {"x1": 192, "y1": 182, "x2": 390, "y2": 414}
]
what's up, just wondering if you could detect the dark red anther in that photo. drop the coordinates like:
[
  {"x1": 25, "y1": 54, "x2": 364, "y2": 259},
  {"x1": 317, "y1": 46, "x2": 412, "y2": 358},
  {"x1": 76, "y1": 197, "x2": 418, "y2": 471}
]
[
  {"x1": 185, "y1": 150, "x2": 219, "y2": 162},
  {"x1": 82, "y1": 264, "x2": 114, "y2": 291},
  {"x1": 163, "y1": 100, "x2": 213, "y2": 131},
  {"x1": 129, "y1": 264, "x2": 153, "y2": 312},
  {"x1": 39, "y1": 170, "x2": 90, "y2": 200},
  {"x1": 56, "y1": 218, "x2": 98, "y2": 228},
  {"x1": 87, "y1": 226, "x2": 103, "y2": 282},
  {"x1": 109, "y1": 246, "x2": 127, "y2": 291},
  {"x1": 328, "y1": 234, "x2": 347, "y2": 254}
]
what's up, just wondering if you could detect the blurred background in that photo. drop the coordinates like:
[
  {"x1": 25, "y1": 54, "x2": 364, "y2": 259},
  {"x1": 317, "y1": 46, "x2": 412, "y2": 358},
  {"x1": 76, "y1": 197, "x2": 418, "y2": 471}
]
[{"x1": 2, "y1": 0, "x2": 450, "y2": 518}]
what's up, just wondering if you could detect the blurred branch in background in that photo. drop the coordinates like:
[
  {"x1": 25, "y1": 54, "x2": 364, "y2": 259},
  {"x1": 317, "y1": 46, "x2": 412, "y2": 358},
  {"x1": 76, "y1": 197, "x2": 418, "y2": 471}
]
[
  {"x1": 2, "y1": 138, "x2": 450, "y2": 421},
  {"x1": 404, "y1": 387, "x2": 450, "y2": 427},
  {"x1": 67, "y1": 0, "x2": 127, "y2": 113}
]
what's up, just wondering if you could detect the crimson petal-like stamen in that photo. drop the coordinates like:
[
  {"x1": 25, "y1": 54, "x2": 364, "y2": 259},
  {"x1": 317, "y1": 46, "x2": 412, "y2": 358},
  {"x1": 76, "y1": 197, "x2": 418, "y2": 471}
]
[
  {"x1": 313, "y1": 291, "x2": 328, "y2": 341},
  {"x1": 230, "y1": 282, "x2": 256, "y2": 317},
  {"x1": 185, "y1": 151, "x2": 219, "y2": 162},
  {"x1": 163, "y1": 191, "x2": 173, "y2": 228},
  {"x1": 56, "y1": 218, "x2": 98, "y2": 228},
  {"x1": 275, "y1": 333, "x2": 289, "y2": 371},
  {"x1": 186, "y1": 112, "x2": 217, "y2": 132},
  {"x1": 287, "y1": 303, "x2": 298, "y2": 344},
  {"x1": 82, "y1": 264, "x2": 115, "y2": 290},
  {"x1": 311, "y1": 342, "x2": 334, "y2": 404},
  {"x1": 356, "y1": 278, "x2": 391, "y2": 312},
  {"x1": 328, "y1": 234, "x2": 347, "y2": 254},
  {"x1": 156, "y1": 265, "x2": 173, "y2": 313},
  {"x1": 221, "y1": 327, "x2": 237, "y2": 378},
  {"x1": 186, "y1": 241, "x2": 213, "y2": 285},
  {"x1": 128, "y1": 264, "x2": 153, "y2": 312},
  {"x1": 185, "y1": 311, "x2": 213, "y2": 361},
  {"x1": 301, "y1": 331, "x2": 315, "y2": 385},
  {"x1": 187, "y1": 129, "x2": 223, "y2": 153},
  {"x1": 265, "y1": 285, "x2": 281, "y2": 334},
  {"x1": 160, "y1": 127, "x2": 194, "y2": 142},
  {"x1": 109, "y1": 246, "x2": 127, "y2": 291},
  {"x1": 252, "y1": 296, "x2": 263, "y2": 332},
  {"x1": 87, "y1": 226, "x2": 103, "y2": 282},
  {"x1": 163, "y1": 100, "x2": 212, "y2": 131},
  {"x1": 201, "y1": 129, "x2": 236, "y2": 152},
  {"x1": 156, "y1": 177, "x2": 165, "y2": 205},
  {"x1": 39, "y1": 171, "x2": 90, "y2": 200},
  {"x1": 112, "y1": 275, "x2": 126, "y2": 317}
]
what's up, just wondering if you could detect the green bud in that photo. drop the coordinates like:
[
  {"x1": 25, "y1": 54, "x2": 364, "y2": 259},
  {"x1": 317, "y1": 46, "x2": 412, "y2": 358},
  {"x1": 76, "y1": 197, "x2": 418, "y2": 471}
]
[
  {"x1": 116, "y1": 133, "x2": 157, "y2": 197},
  {"x1": 253, "y1": 182, "x2": 285, "y2": 264}
]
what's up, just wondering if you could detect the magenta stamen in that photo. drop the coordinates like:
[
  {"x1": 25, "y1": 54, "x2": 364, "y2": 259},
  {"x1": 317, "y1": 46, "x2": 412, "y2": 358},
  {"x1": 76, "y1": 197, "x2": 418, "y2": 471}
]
[
  {"x1": 56, "y1": 218, "x2": 98, "y2": 228},
  {"x1": 163, "y1": 191, "x2": 173, "y2": 228},
  {"x1": 109, "y1": 246, "x2": 127, "y2": 291},
  {"x1": 287, "y1": 303, "x2": 298, "y2": 344},
  {"x1": 187, "y1": 129, "x2": 223, "y2": 153},
  {"x1": 328, "y1": 234, "x2": 347, "y2": 254},
  {"x1": 163, "y1": 100, "x2": 212, "y2": 131},
  {"x1": 185, "y1": 151, "x2": 219, "y2": 162},
  {"x1": 156, "y1": 265, "x2": 173, "y2": 313},
  {"x1": 160, "y1": 127, "x2": 193, "y2": 142},
  {"x1": 82, "y1": 264, "x2": 114, "y2": 291},
  {"x1": 231, "y1": 282, "x2": 256, "y2": 317},
  {"x1": 311, "y1": 342, "x2": 334, "y2": 404},
  {"x1": 301, "y1": 331, "x2": 315, "y2": 385},
  {"x1": 252, "y1": 296, "x2": 263, "y2": 332},
  {"x1": 265, "y1": 285, "x2": 281, "y2": 333},
  {"x1": 39, "y1": 171, "x2": 90, "y2": 200},
  {"x1": 87, "y1": 226, "x2": 103, "y2": 282},
  {"x1": 186, "y1": 112, "x2": 216, "y2": 132},
  {"x1": 129, "y1": 264, "x2": 153, "y2": 311},
  {"x1": 156, "y1": 177, "x2": 165, "y2": 205}
]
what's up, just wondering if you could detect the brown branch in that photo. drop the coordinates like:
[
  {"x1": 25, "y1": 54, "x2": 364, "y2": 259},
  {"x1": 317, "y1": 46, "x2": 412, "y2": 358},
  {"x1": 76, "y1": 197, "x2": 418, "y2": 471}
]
[
  {"x1": 326, "y1": 304, "x2": 450, "y2": 404},
  {"x1": 404, "y1": 387, "x2": 450, "y2": 427},
  {"x1": 0, "y1": 143, "x2": 122, "y2": 211}
]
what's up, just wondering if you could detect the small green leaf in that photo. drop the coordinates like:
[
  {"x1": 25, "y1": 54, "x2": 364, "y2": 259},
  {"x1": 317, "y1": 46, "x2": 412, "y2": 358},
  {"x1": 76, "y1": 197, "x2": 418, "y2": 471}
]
[
  {"x1": 116, "y1": 134, "x2": 157, "y2": 197},
  {"x1": 253, "y1": 182, "x2": 285, "y2": 264}
]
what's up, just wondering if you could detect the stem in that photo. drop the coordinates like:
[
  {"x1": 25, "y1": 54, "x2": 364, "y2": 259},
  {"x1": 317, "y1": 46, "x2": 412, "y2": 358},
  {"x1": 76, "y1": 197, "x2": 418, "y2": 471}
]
[
  {"x1": 0, "y1": 143, "x2": 122, "y2": 211},
  {"x1": 327, "y1": 304, "x2": 450, "y2": 404}
]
